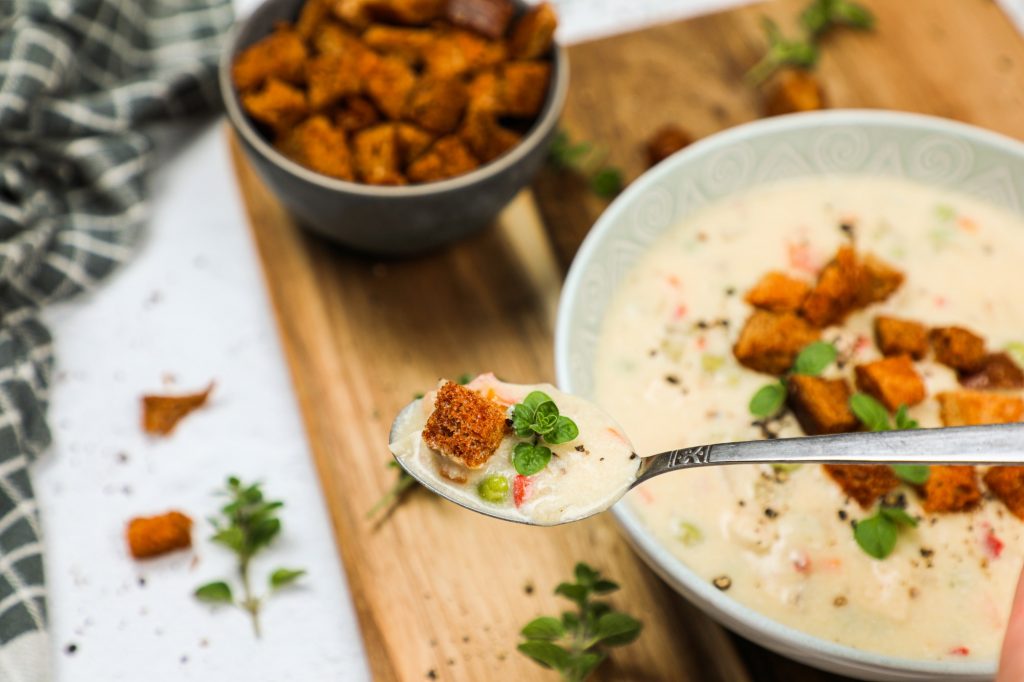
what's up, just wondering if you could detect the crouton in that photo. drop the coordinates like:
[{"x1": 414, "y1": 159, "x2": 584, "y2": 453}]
[
  {"x1": 499, "y1": 61, "x2": 550, "y2": 118},
  {"x1": 920, "y1": 466, "x2": 982, "y2": 513},
  {"x1": 127, "y1": 511, "x2": 193, "y2": 559},
  {"x1": 446, "y1": 0, "x2": 515, "y2": 40},
  {"x1": 787, "y1": 375, "x2": 859, "y2": 435},
  {"x1": 764, "y1": 70, "x2": 826, "y2": 116},
  {"x1": 930, "y1": 326, "x2": 987, "y2": 372},
  {"x1": 856, "y1": 253, "x2": 904, "y2": 306},
  {"x1": 142, "y1": 383, "x2": 215, "y2": 436},
  {"x1": 241, "y1": 78, "x2": 309, "y2": 132},
  {"x1": 959, "y1": 352, "x2": 1024, "y2": 390},
  {"x1": 335, "y1": 96, "x2": 381, "y2": 132},
  {"x1": 296, "y1": 0, "x2": 332, "y2": 40},
  {"x1": 232, "y1": 26, "x2": 308, "y2": 91},
  {"x1": 855, "y1": 356, "x2": 926, "y2": 411},
  {"x1": 984, "y1": 467, "x2": 1024, "y2": 519},
  {"x1": 276, "y1": 115, "x2": 355, "y2": 181},
  {"x1": 422, "y1": 380, "x2": 508, "y2": 469},
  {"x1": 937, "y1": 390, "x2": 1024, "y2": 426},
  {"x1": 395, "y1": 122, "x2": 435, "y2": 165},
  {"x1": 306, "y1": 52, "x2": 362, "y2": 110},
  {"x1": 364, "y1": 55, "x2": 417, "y2": 119},
  {"x1": 423, "y1": 29, "x2": 507, "y2": 78},
  {"x1": 509, "y1": 2, "x2": 558, "y2": 59},
  {"x1": 363, "y1": 25, "x2": 435, "y2": 65},
  {"x1": 353, "y1": 124, "x2": 405, "y2": 185},
  {"x1": 313, "y1": 22, "x2": 371, "y2": 58},
  {"x1": 404, "y1": 77, "x2": 468, "y2": 134},
  {"x1": 800, "y1": 245, "x2": 863, "y2": 327},
  {"x1": 365, "y1": 0, "x2": 447, "y2": 25},
  {"x1": 332, "y1": 0, "x2": 373, "y2": 29},
  {"x1": 732, "y1": 310, "x2": 821, "y2": 375},
  {"x1": 646, "y1": 124, "x2": 694, "y2": 167},
  {"x1": 407, "y1": 136, "x2": 479, "y2": 182},
  {"x1": 822, "y1": 465, "x2": 900, "y2": 508},
  {"x1": 874, "y1": 316, "x2": 928, "y2": 360},
  {"x1": 744, "y1": 271, "x2": 810, "y2": 314},
  {"x1": 466, "y1": 70, "x2": 502, "y2": 111},
  {"x1": 459, "y1": 108, "x2": 520, "y2": 162}
]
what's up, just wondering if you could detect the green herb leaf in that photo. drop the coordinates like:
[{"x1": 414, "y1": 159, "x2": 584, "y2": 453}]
[
  {"x1": 521, "y1": 616, "x2": 566, "y2": 641},
  {"x1": 892, "y1": 465, "x2": 930, "y2": 486},
  {"x1": 831, "y1": 0, "x2": 874, "y2": 30},
  {"x1": 749, "y1": 381, "x2": 787, "y2": 418},
  {"x1": 477, "y1": 475, "x2": 510, "y2": 503},
  {"x1": 554, "y1": 582, "x2": 589, "y2": 607},
  {"x1": 523, "y1": 391, "x2": 553, "y2": 413},
  {"x1": 546, "y1": 415, "x2": 579, "y2": 445},
  {"x1": 880, "y1": 506, "x2": 918, "y2": 528},
  {"x1": 893, "y1": 404, "x2": 919, "y2": 430},
  {"x1": 548, "y1": 131, "x2": 593, "y2": 169},
  {"x1": 592, "y1": 612, "x2": 643, "y2": 647},
  {"x1": 367, "y1": 461, "x2": 419, "y2": 520},
  {"x1": 591, "y1": 579, "x2": 619, "y2": 594},
  {"x1": 532, "y1": 400, "x2": 560, "y2": 435},
  {"x1": 518, "y1": 641, "x2": 572, "y2": 670},
  {"x1": 195, "y1": 581, "x2": 233, "y2": 604},
  {"x1": 849, "y1": 392, "x2": 891, "y2": 431},
  {"x1": 512, "y1": 403, "x2": 537, "y2": 438},
  {"x1": 513, "y1": 442, "x2": 553, "y2": 476},
  {"x1": 564, "y1": 651, "x2": 606, "y2": 682},
  {"x1": 744, "y1": 18, "x2": 819, "y2": 85},
  {"x1": 801, "y1": 0, "x2": 874, "y2": 37},
  {"x1": 792, "y1": 341, "x2": 837, "y2": 376},
  {"x1": 853, "y1": 513, "x2": 898, "y2": 559},
  {"x1": 269, "y1": 568, "x2": 306, "y2": 589},
  {"x1": 590, "y1": 168, "x2": 624, "y2": 199}
]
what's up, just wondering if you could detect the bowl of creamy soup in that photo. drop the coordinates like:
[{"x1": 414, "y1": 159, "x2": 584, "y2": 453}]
[{"x1": 555, "y1": 110, "x2": 1024, "y2": 681}]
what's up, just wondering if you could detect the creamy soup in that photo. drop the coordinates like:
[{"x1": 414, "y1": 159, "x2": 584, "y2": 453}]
[
  {"x1": 595, "y1": 176, "x2": 1024, "y2": 661},
  {"x1": 390, "y1": 374, "x2": 640, "y2": 525}
]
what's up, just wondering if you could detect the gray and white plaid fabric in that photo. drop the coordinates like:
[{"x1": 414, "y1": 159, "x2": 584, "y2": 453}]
[{"x1": 0, "y1": 1, "x2": 232, "y2": 678}]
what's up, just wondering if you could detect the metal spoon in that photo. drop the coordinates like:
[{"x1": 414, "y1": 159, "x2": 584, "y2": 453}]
[{"x1": 389, "y1": 400, "x2": 1024, "y2": 526}]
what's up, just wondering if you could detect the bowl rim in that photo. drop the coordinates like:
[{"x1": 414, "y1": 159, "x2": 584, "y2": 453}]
[
  {"x1": 219, "y1": 0, "x2": 569, "y2": 198},
  {"x1": 555, "y1": 108, "x2": 1024, "y2": 678}
]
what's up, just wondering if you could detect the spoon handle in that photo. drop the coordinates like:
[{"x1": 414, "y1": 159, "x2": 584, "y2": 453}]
[{"x1": 634, "y1": 423, "x2": 1024, "y2": 485}]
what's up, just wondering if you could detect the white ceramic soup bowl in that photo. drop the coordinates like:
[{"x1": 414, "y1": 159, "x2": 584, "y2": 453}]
[{"x1": 555, "y1": 110, "x2": 1024, "y2": 681}]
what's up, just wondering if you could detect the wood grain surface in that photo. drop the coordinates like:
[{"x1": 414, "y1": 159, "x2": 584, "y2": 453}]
[{"x1": 228, "y1": 0, "x2": 1024, "y2": 679}]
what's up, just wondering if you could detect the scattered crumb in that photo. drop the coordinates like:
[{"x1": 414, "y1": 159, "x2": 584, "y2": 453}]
[
  {"x1": 64, "y1": 643, "x2": 78, "y2": 655},
  {"x1": 141, "y1": 382, "x2": 214, "y2": 436},
  {"x1": 126, "y1": 511, "x2": 193, "y2": 559}
]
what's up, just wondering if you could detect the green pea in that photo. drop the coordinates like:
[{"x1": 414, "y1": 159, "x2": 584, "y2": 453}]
[{"x1": 477, "y1": 475, "x2": 509, "y2": 503}]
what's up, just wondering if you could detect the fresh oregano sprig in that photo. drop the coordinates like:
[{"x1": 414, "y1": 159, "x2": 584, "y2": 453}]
[
  {"x1": 800, "y1": 0, "x2": 874, "y2": 39},
  {"x1": 518, "y1": 563, "x2": 642, "y2": 682},
  {"x1": 510, "y1": 391, "x2": 579, "y2": 477},
  {"x1": 849, "y1": 393, "x2": 928, "y2": 485},
  {"x1": 854, "y1": 504, "x2": 918, "y2": 560},
  {"x1": 748, "y1": 340, "x2": 838, "y2": 419},
  {"x1": 195, "y1": 477, "x2": 305, "y2": 637},
  {"x1": 744, "y1": 17, "x2": 820, "y2": 85},
  {"x1": 548, "y1": 130, "x2": 624, "y2": 199}
]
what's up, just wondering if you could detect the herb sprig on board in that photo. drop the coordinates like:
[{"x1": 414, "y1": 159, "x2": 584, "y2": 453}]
[
  {"x1": 518, "y1": 563, "x2": 642, "y2": 682},
  {"x1": 548, "y1": 131, "x2": 625, "y2": 199},
  {"x1": 195, "y1": 477, "x2": 306, "y2": 637}
]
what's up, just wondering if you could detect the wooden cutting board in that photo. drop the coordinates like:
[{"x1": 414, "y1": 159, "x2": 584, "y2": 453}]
[{"x1": 228, "y1": 1, "x2": 1024, "y2": 680}]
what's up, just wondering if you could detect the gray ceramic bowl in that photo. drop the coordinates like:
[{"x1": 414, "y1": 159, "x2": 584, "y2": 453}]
[{"x1": 220, "y1": 0, "x2": 567, "y2": 255}]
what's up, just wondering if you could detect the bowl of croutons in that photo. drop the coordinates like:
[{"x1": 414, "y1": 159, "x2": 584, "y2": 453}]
[{"x1": 221, "y1": 0, "x2": 566, "y2": 255}]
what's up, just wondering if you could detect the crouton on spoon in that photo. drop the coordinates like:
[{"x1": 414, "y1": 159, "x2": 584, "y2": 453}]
[{"x1": 388, "y1": 374, "x2": 1024, "y2": 526}]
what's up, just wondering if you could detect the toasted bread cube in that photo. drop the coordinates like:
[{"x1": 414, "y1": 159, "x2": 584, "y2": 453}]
[
  {"x1": 314, "y1": 22, "x2": 370, "y2": 57},
  {"x1": 744, "y1": 271, "x2": 810, "y2": 314},
  {"x1": 404, "y1": 77, "x2": 468, "y2": 134},
  {"x1": 646, "y1": 124, "x2": 694, "y2": 167},
  {"x1": 937, "y1": 390, "x2": 1024, "y2": 426},
  {"x1": 509, "y1": 2, "x2": 557, "y2": 59},
  {"x1": 459, "y1": 107, "x2": 520, "y2": 162},
  {"x1": 407, "y1": 136, "x2": 479, "y2": 182},
  {"x1": 127, "y1": 511, "x2": 193, "y2": 559},
  {"x1": 307, "y1": 52, "x2": 362, "y2": 110},
  {"x1": 353, "y1": 124, "x2": 405, "y2": 185},
  {"x1": 466, "y1": 70, "x2": 502, "y2": 111},
  {"x1": 764, "y1": 69, "x2": 826, "y2": 116},
  {"x1": 921, "y1": 466, "x2": 982, "y2": 513},
  {"x1": 423, "y1": 30, "x2": 507, "y2": 79},
  {"x1": 332, "y1": 0, "x2": 373, "y2": 29},
  {"x1": 856, "y1": 253, "x2": 904, "y2": 306},
  {"x1": 363, "y1": 25, "x2": 435, "y2": 65},
  {"x1": 422, "y1": 380, "x2": 508, "y2": 469},
  {"x1": 365, "y1": 0, "x2": 446, "y2": 24},
  {"x1": 960, "y1": 352, "x2": 1024, "y2": 390},
  {"x1": 240, "y1": 78, "x2": 308, "y2": 131},
  {"x1": 335, "y1": 96, "x2": 381, "y2": 132},
  {"x1": 732, "y1": 310, "x2": 820, "y2": 376},
  {"x1": 787, "y1": 375, "x2": 858, "y2": 435},
  {"x1": 276, "y1": 116, "x2": 355, "y2": 181},
  {"x1": 364, "y1": 55, "x2": 417, "y2": 120},
  {"x1": 930, "y1": 326, "x2": 987, "y2": 372},
  {"x1": 874, "y1": 316, "x2": 928, "y2": 360},
  {"x1": 446, "y1": 0, "x2": 515, "y2": 40},
  {"x1": 855, "y1": 356, "x2": 926, "y2": 411},
  {"x1": 800, "y1": 246, "x2": 862, "y2": 327},
  {"x1": 984, "y1": 466, "x2": 1024, "y2": 519},
  {"x1": 823, "y1": 465, "x2": 899, "y2": 509},
  {"x1": 395, "y1": 122, "x2": 435, "y2": 165},
  {"x1": 296, "y1": 0, "x2": 332, "y2": 39},
  {"x1": 232, "y1": 26, "x2": 308, "y2": 91},
  {"x1": 499, "y1": 61, "x2": 550, "y2": 118}
]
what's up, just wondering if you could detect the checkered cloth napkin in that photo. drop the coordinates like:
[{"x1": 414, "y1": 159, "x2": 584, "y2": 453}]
[{"x1": 0, "y1": 0, "x2": 232, "y2": 678}]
